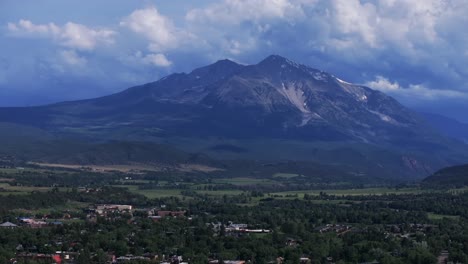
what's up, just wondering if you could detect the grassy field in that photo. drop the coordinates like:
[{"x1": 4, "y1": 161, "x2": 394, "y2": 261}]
[
  {"x1": 0, "y1": 183, "x2": 53, "y2": 195},
  {"x1": 270, "y1": 187, "x2": 428, "y2": 197},
  {"x1": 427, "y1": 213, "x2": 460, "y2": 221},
  {"x1": 11, "y1": 201, "x2": 89, "y2": 216},
  {"x1": 0, "y1": 168, "x2": 42, "y2": 174},
  {"x1": 214, "y1": 177, "x2": 276, "y2": 185},
  {"x1": 116, "y1": 185, "x2": 184, "y2": 199},
  {"x1": 195, "y1": 189, "x2": 246, "y2": 196},
  {"x1": 272, "y1": 173, "x2": 300, "y2": 179}
]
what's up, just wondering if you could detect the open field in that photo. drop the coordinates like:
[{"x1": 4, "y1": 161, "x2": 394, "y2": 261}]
[
  {"x1": 427, "y1": 213, "x2": 460, "y2": 221},
  {"x1": 270, "y1": 187, "x2": 430, "y2": 197},
  {"x1": 0, "y1": 183, "x2": 70, "y2": 195},
  {"x1": 0, "y1": 183, "x2": 54, "y2": 195},
  {"x1": 11, "y1": 201, "x2": 88, "y2": 216},
  {"x1": 0, "y1": 167, "x2": 45, "y2": 174},
  {"x1": 30, "y1": 162, "x2": 222, "y2": 174},
  {"x1": 29, "y1": 162, "x2": 161, "y2": 173},
  {"x1": 273, "y1": 173, "x2": 300, "y2": 179},
  {"x1": 195, "y1": 189, "x2": 246, "y2": 196},
  {"x1": 116, "y1": 185, "x2": 184, "y2": 199},
  {"x1": 213, "y1": 177, "x2": 277, "y2": 185}
]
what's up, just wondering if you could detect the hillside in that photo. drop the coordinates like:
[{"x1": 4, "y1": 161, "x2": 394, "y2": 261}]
[
  {"x1": 420, "y1": 112, "x2": 468, "y2": 143},
  {"x1": 424, "y1": 164, "x2": 468, "y2": 186}
]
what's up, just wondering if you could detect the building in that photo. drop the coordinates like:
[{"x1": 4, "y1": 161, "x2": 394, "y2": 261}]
[
  {"x1": 0, "y1": 221, "x2": 18, "y2": 228},
  {"x1": 157, "y1": 210, "x2": 186, "y2": 218}
]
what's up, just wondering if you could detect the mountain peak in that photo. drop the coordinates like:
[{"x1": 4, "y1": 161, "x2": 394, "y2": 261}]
[
  {"x1": 260, "y1": 54, "x2": 296, "y2": 65},
  {"x1": 257, "y1": 55, "x2": 309, "y2": 75},
  {"x1": 189, "y1": 58, "x2": 244, "y2": 81},
  {"x1": 213, "y1": 58, "x2": 240, "y2": 66}
]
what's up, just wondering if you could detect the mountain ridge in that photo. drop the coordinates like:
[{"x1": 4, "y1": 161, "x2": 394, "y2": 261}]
[{"x1": 0, "y1": 55, "x2": 466, "y2": 179}]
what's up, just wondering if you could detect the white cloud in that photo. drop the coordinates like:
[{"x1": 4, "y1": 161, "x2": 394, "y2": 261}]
[
  {"x1": 186, "y1": 0, "x2": 309, "y2": 24},
  {"x1": 59, "y1": 23, "x2": 115, "y2": 50},
  {"x1": 140, "y1": 53, "x2": 172, "y2": 67},
  {"x1": 59, "y1": 50, "x2": 87, "y2": 66},
  {"x1": 7, "y1": 19, "x2": 116, "y2": 50},
  {"x1": 121, "y1": 51, "x2": 172, "y2": 68},
  {"x1": 120, "y1": 7, "x2": 188, "y2": 52},
  {"x1": 7, "y1": 19, "x2": 59, "y2": 35},
  {"x1": 366, "y1": 76, "x2": 468, "y2": 100}
]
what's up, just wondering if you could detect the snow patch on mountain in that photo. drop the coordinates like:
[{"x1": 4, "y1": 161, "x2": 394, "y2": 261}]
[
  {"x1": 279, "y1": 82, "x2": 310, "y2": 114},
  {"x1": 312, "y1": 72, "x2": 328, "y2": 82},
  {"x1": 336, "y1": 77, "x2": 352, "y2": 85},
  {"x1": 368, "y1": 110, "x2": 400, "y2": 125},
  {"x1": 338, "y1": 81, "x2": 368, "y2": 102}
]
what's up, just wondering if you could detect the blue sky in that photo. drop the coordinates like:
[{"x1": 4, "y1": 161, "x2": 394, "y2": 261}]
[{"x1": 1, "y1": 0, "x2": 468, "y2": 121}]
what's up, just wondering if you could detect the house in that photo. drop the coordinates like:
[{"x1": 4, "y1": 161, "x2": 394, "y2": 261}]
[
  {"x1": 148, "y1": 216, "x2": 162, "y2": 222},
  {"x1": 157, "y1": 210, "x2": 186, "y2": 218},
  {"x1": 0, "y1": 221, "x2": 18, "y2": 228},
  {"x1": 18, "y1": 218, "x2": 48, "y2": 228}
]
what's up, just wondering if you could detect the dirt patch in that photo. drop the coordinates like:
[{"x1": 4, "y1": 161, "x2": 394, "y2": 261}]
[
  {"x1": 29, "y1": 162, "x2": 222, "y2": 174},
  {"x1": 0, "y1": 178, "x2": 15, "y2": 182},
  {"x1": 178, "y1": 164, "x2": 224, "y2": 173}
]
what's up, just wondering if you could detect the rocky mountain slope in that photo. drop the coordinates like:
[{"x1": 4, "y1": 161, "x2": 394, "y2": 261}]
[{"x1": 0, "y1": 55, "x2": 466, "y2": 178}]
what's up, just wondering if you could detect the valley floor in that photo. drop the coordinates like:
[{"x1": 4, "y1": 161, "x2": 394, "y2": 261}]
[{"x1": 0, "y1": 166, "x2": 467, "y2": 264}]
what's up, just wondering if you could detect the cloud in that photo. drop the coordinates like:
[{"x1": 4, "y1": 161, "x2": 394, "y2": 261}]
[
  {"x1": 120, "y1": 7, "x2": 188, "y2": 52},
  {"x1": 59, "y1": 50, "x2": 87, "y2": 66},
  {"x1": 186, "y1": 0, "x2": 309, "y2": 24},
  {"x1": 7, "y1": 19, "x2": 116, "y2": 50},
  {"x1": 135, "y1": 51, "x2": 172, "y2": 67},
  {"x1": 141, "y1": 53, "x2": 172, "y2": 67},
  {"x1": 366, "y1": 76, "x2": 468, "y2": 101},
  {"x1": 120, "y1": 51, "x2": 173, "y2": 68}
]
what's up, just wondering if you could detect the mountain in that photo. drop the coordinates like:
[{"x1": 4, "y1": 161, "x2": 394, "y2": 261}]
[
  {"x1": 0, "y1": 55, "x2": 466, "y2": 178},
  {"x1": 424, "y1": 164, "x2": 468, "y2": 186},
  {"x1": 0, "y1": 55, "x2": 445, "y2": 143},
  {"x1": 420, "y1": 112, "x2": 468, "y2": 143}
]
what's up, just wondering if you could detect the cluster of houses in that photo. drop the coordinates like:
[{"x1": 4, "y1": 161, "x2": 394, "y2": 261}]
[
  {"x1": 315, "y1": 224, "x2": 352, "y2": 235},
  {"x1": 12, "y1": 252, "x2": 189, "y2": 264},
  {"x1": 85, "y1": 204, "x2": 189, "y2": 223},
  {"x1": 85, "y1": 204, "x2": 134, "y2": 222},
  {"x1": 94, "y1": 204, "x2": 133, "y2": 215},
  {"x1": 209, "y1": 222, "x2": 271, "y2": 234},
  {"x1": 384, "y1": 223, "x2": 439, "y2": 239}
]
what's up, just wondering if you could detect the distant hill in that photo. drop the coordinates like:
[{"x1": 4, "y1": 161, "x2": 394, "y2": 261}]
[
  {"x1": 420, "y1": 112, "x2": 468, "y2": 143},
  {"x1": 424, "y1": 164, "x2": 468, "y2": 186}
]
